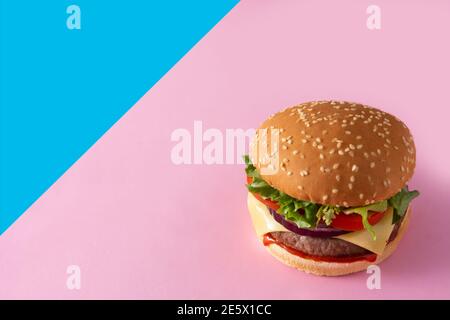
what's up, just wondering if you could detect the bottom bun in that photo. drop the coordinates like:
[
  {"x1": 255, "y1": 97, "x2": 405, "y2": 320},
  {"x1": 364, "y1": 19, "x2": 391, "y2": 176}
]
[{"x1": 265, "y1": 207, "x2": 411, "y2": 276}]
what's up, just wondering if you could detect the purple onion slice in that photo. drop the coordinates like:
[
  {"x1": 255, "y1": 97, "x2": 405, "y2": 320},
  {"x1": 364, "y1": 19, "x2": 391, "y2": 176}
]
[{"x1": 269, "y1": 208, "x2": 349, "y2": 238}]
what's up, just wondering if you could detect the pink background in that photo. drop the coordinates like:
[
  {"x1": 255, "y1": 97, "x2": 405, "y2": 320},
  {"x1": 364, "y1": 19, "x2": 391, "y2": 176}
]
[{"x1": 1, "y1": 0, "x2": 450, "y2": 299}]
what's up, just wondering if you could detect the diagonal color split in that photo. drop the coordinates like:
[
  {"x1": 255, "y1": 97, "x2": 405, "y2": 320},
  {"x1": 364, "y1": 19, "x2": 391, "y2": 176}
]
[{"x1": 0, "y1": 0, "x2": 238, "y2": 234}]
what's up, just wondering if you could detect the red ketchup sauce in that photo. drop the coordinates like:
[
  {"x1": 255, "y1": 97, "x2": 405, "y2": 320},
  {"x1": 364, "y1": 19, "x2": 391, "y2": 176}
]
[{"x1": 263, "y1": 233, "x2": 377, "y2": 263}]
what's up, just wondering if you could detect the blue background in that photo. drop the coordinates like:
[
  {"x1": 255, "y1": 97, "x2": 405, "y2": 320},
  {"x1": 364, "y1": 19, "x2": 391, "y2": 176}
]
[{"x1": 0, "y1": 0, "x2": 238, "y2": 234}]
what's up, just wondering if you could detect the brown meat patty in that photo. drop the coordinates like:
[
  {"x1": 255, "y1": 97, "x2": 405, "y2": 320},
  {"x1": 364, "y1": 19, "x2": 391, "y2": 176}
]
[
  {"x1": 270, "y1": 232, "x2": 369, "y2": 257},
  {"x1": 270, "y1": 218, "x2": 403, "y2": 257}
]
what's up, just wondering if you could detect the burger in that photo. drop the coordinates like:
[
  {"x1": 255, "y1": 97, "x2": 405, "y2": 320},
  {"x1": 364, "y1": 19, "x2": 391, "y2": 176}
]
[{"x1": 245, "y1": 100, "x2": 419, "y2": 276}]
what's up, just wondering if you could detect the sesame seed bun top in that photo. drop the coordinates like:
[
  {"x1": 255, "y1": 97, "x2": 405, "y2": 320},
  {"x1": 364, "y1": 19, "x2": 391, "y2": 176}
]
[{"x1": 251, "y1": 101, "x2": 416, "y2": 207}]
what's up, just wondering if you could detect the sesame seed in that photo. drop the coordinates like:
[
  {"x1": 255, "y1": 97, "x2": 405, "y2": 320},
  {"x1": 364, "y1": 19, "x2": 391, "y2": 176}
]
[
  {"x1": 287, "y1": 140, "x2": 293, "y2": 144},
  {"x1": 343, "y1": 201, "x2": 349, "y2": 207},
  {"x1": 322, "y1": 130, "x2": 328, "y2": 135},
  {"x1": 300, "y1": 153, "x2": 305, "y2": 159},
  {"x1": 329, "y1": 148, "x2": 336, "y2": 154},
  {"x1": 338, "y1": 150, "x2": 345, "y2": 155},
  {"x1": 281, "y1": 138, "x2": 286, "y2": 142},
  {"x1": 336, "y1": 175, "x2": 341, "y2": 181},
  {"x1": 332, "y1": 163, "x2": 340, "y2": 169},
  {"x1": 301, "y1": 139, "x2": 307, "y2": 144},
  {"x1": 350, "y1": 175, "x2": 355, "y2": 182},
  {"x1": 319, "y1": 153, "x2": 324, "y2": 160},
  {"x1": 351, "y1": 164, "x2": 359, "y2": 172},
  {"x1": 359, "y1": 193, "x2": 364, "y2": 199},
  {"x1": 357, "y1": 144, "x2": 363, "y2": 149},
  {"x1": 300, "y1": 170, "x2": 309, "y2": 177},
  {"x1": 292, "y1": 150, "x2": 299, "y2": 155},
  {"x1": 297, "y1": 185, "x2": 304, "y2": 190},
  {"x1": 282, "y1": 145, "x2": 288, "y2": 150},
  {"x1": 316, "y1": 137, "x2": 321, "y2": 143},
  {"x1": 322, "y1": 195, "x2": 329, "y2": 201},
  {"x1": 332, "y1": 189, "x2": 338, "y2": 194},
  {"x1": 317, "y1": 144, "x2": 324, "y2": 150},
  {"x1": 348, "y1": 183, "x2": 353, "y2": 190},
  {"x1": 345, "y1": 130, "x2": 351, "y2": 135},
  {"x1": 349, "y1": 144, "x2": 355, "y2": 150},
  {"x1": 364, "y1": 152, "x2": 369, "y2": 158},
  {"x1": 370, "y1": 162, "x2": 375, "y2": 168}
]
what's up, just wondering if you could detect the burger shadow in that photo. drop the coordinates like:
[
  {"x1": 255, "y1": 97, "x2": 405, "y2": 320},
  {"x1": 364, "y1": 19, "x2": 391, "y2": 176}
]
[{"x1": 379, "y1": 164, "x2": 450, "y2": 278}]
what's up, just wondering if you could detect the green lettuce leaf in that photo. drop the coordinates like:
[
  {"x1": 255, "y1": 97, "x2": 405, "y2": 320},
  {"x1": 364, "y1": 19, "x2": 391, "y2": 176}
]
[
  {"x1": 388, "y1": 186, "x2": 420, "y2": 223},
  {"x1": 244, "y1": 155, "x2": 318, "y2": 228},
  {"x1": 343, "y1": 201, "x2": 388, "y2": 240},
  {"x1": 316, "y1": 205, "x2": 341, "y2": 225}
]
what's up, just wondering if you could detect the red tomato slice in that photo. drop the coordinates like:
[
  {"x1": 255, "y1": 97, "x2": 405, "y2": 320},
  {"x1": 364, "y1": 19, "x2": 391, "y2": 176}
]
[
  {"x1": 330, "y1": 211, "x2": 385, "y2": 231},
  {"x1": 251, "y1": 192, "x2": 280, "y2": 211},
  {"x1": 246, "y1": 176, "x2": 280, "y2": 211}
]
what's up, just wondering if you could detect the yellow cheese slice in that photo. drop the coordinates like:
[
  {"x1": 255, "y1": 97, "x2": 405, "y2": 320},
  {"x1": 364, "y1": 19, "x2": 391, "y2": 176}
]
[
  {"x1": 247, "y1": 192, "x2": 288, "y2": 240},
  {"x1": 334, "y1": 207, "x2": 394, "y2": 255},
  {"x1": 247, "y1": 192, "x2": 394, "y2": 255}
]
